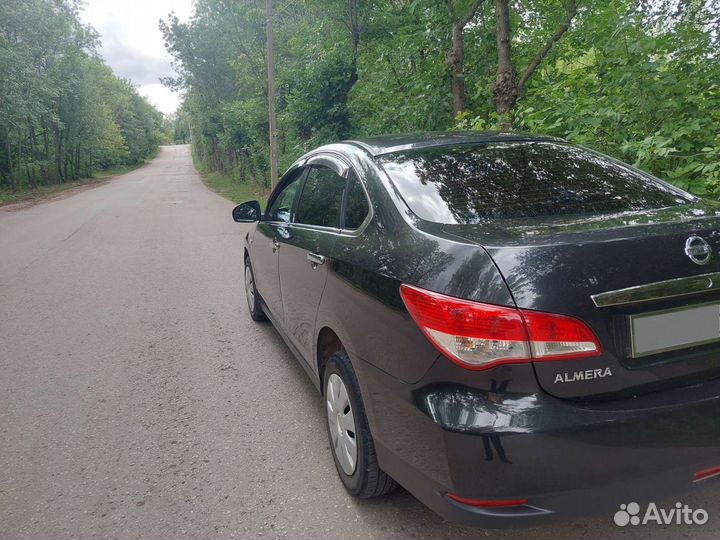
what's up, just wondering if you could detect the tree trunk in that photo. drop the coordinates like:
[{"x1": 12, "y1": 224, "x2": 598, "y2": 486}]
[
  {"x1": 493, "y1": 0, "x2": 518, "y2": 131},
  {"x1": 68, "y1": 149, "x2": 75, "y2": 180},
  {"x1": 348, "y1": 0, "x2": 361, "y2": 88},
  {"x1": 29, "y1": 125, "x2": 39, "y2": 189},
  {"x1": 16, "y1": 130, "x2": 23, "y2": 191},
  {"x1": 63, "y1": 130, "x2": 70, "y2": 180},
  {"x1": 54, "y1": 125, "x2": 63, "y2": 183},
  {"x1": 42, "y1": 119, "x2": 50, "y2": 184},
  {"x1": 446, "y1": 0, "x2": 485, "y2": 118},
  {"x1": 448, "y1": 22, "x2": 466, "y2": 116},
  {"x1": 75, "y1": 147, "x2": 80, "y2": 179},
  {"x1": 4, "y1": 131, "x2": 16, "y2": 191}
]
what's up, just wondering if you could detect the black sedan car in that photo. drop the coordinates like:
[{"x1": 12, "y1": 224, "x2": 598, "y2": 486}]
[{"x1": 232, "y1": 132, "x2": 720, "y2": 526}]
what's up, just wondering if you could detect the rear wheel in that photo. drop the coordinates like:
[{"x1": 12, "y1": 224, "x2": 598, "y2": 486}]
[
  {"x1": 244, "y1": 257, "x2": 267, "y2": 322},
  {"x1": 323, "y1": 351, "x2": 397, "y2": 498}
]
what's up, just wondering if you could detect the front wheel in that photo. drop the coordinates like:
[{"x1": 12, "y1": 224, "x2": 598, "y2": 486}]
[
  {"x1": 324, "y1": 351, "x2": 397, "y2": 498},
  {"x1": 244, "y1": 257, "x2": 267, "y2": 322}
]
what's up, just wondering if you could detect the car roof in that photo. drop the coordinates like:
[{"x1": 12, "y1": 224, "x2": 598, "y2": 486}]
[{"x1": 343, "y1": 131, "x2": 566, "y2": 157}]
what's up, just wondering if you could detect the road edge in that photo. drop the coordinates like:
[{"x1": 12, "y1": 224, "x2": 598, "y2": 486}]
[{"x1": 0, "y1": 157, "x2": 157, "y2": 212}]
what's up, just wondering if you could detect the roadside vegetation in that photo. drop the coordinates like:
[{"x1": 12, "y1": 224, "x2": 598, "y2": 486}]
[
  {"x1": 0, "y1": 153, "x2": 157, "y2": 206},
  {"x1": 194, "y1": 156, "x2": 270, "y2": 208},
  {"x1": 162, "y1": 0, "x2": 719, "y2": 197},
  {"x1": 0, "y1": 0, "x2": 173, "y2": 201}
]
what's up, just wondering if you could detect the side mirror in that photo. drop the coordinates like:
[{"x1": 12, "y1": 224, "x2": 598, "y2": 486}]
[{"x1": 232, "y1": 200, "x2": 261, "y2": 223}]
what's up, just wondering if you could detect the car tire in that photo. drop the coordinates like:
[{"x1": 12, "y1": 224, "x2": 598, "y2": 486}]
[
  {"x1": 244, "y1": 257, "x2": 267, "y2": 322},
  {"x1": 323, "y1": 351, "x2": 398, "y2": 498}
]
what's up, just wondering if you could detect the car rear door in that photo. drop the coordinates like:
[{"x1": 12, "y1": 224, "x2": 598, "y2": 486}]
[{"x1": 278, "y1": 155, "x2": 348, "y2": 364}]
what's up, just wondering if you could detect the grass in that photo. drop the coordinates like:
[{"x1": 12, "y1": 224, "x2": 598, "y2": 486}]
[
  {"x1": 0, "y1": 159, "x2": 151, "y2": 206},
  {"x1": 194, "y1": 160, "x2": 270, "y2": 209}
]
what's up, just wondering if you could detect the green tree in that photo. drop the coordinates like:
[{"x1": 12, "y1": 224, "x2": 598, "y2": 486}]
[
  {"x1": 161, "y1": 0, "x2": 720, "y2": 198},
  {"x1": 0, "y1": 0, "x2": 163, "y2": 193}
]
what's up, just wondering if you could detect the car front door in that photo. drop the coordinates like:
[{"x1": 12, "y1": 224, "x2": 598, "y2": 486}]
[
  {"x1": 278, "y1": 155, "x2": 349, "y2": 364},
  {"x1": 253, "y1": 168, "x2": 306, "y2": 321}
]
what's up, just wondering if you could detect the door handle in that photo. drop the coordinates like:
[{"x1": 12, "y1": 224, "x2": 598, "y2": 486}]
[
  {"x1": 307, "y1": 252, "x2": 325, "y2": 267},
  {"x1": 271, "y1": 238, "x2": 280, "y2": 252}
]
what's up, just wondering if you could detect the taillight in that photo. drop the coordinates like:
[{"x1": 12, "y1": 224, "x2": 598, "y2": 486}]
[
  {"x1": 399, "y1": 284, "x2": 600, "y2": 370},
  {"x1": 522, "y1": 310, "x2": 601, "y2": 361},
  {"x1": 399, "y1": 284, "x2": 530, "y2": 369}
]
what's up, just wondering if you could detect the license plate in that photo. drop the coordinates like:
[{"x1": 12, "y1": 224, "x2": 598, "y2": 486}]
[{"x1": 630, "y1": 303, "x2": 720, "y2": 358}]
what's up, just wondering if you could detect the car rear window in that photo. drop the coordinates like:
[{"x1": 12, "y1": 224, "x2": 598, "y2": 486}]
[{"x1": 376, "y1": 141, "x2": 693, "y2": 223}]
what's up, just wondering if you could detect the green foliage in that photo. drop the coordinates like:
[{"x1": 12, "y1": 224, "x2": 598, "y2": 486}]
[
  {"x1": 349, "y1": 4, "x2": 455, "y2": 134},
  {"x1": 510, "y1": 0, "x2": 720, "y2": 197},
  {"x1": 196, "y1": 165, "x2": 270, "y2": 209},
  {"x1": 163, "y1": 0, "x2": 720, "y2": 198},
  {"x1": 0, "y1": 0, "x2": 164, "y2": 192},
  {"x1": 281, "y1": 45, "x2": 354, "y2": 144}
]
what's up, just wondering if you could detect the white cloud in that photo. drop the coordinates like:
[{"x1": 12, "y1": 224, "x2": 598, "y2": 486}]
[
  {"x1": 139, "y1": 83, "x2": 185, "y2": 115},
  {"x1": 79, "y1": 0, "x2": 195, "y2": 114}
]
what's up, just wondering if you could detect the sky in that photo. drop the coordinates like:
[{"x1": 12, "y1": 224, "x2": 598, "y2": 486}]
[{"x1": 79, "y1": 0, "x2": 195, "y2": 115}]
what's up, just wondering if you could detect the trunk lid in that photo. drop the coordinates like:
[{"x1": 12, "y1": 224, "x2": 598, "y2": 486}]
[{"x1": 443, "y1": 202, "x2": 720, "y2": 400}]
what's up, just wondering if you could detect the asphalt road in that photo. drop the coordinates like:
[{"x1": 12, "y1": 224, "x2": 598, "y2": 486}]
[{"x1": 1, "y1": 145, "x2": 718, "y2": 539}]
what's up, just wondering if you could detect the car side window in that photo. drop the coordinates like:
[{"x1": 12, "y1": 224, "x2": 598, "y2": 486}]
[
  {"x1": 295, "y1": 165, "x2": 346, "y2": 228},
  {"x1": 343, "y1": 173, "x2": 370, "y2": 229},
  {"x1": 267, "y1": 170, "x2": 304, "y2": 223}
]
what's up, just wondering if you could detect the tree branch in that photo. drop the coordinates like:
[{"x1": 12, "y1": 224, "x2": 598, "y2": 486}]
[
  {"x1": 446, "y1": 0, "x2": 485, "y2": 26},
  {"x1": 446, "y1": 0, "x2": 454, "y2": 19},
  {"x1": 459, "y1": 0, "x2": 486, "y2": 27},
  {"x1": 236, "y1": 42, "x2": 266, "y2": 90},
  {"x1": 517, "y1": 0, "x2": 577, "y2": 94}
]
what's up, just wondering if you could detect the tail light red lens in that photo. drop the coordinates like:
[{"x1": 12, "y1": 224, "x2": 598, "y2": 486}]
[
  {"x1": 399, "y1": 284, "x2": 601, "y2": 370},
  {"x1": 446, "y1": 493, "x2": 529, "y2": 508},
  {"x1": 399, "y1": 284, "x2": 530, "y2": 369}
]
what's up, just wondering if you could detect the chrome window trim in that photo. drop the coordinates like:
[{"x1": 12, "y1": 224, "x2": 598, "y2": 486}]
[
  {"x1": 273, "y1": 215, "x2": 373, "y2": 238},
  {"x1": 591, "y1": 272, "x2": 720, "y2": 308},
  {"x1": 287, "y1": 223, "x2": 343, "y2": 235},
  {"x1": 264, "y1": 214, "x2": 373, "y2": 238},
  {"x1": 280, "y1": 151, "x2": 372, "y2": 237}
]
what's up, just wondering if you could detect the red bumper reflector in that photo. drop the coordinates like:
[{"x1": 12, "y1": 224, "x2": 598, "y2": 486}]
[
  {"x1": 694, "y1": 464, "x2": 720, "y2": 482},
  {"x1": 446, "y1": 493, "x2": 529, "y2": 508}
]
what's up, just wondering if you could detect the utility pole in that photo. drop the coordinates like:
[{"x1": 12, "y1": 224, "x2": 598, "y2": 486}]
[{"x1": 265, "y1": 0, "x2": 279, "y2": 189}]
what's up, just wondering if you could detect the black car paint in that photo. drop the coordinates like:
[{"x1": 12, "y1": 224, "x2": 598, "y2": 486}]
[
  {"x1": 444, "y1": 210, "x2": 720, "y2": 399},
  {"x1": 241, "y1": 132, "x2": 720, "y2": 526}
]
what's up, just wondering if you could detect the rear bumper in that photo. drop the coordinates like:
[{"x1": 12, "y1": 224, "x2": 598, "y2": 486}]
[{"x1": 354, "y1": 355, "x2": 720, "y2": 528}]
